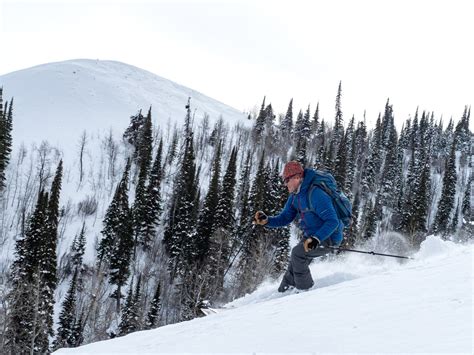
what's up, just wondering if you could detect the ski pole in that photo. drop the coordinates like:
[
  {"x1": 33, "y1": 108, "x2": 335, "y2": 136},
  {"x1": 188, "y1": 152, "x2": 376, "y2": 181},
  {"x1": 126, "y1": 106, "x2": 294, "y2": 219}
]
[
  {"x1": 222, "y1": 224, "x2": 256, "y2": 278},
  {"x1": 325, "y1": 246, "x2": 412, "y2": 259}
]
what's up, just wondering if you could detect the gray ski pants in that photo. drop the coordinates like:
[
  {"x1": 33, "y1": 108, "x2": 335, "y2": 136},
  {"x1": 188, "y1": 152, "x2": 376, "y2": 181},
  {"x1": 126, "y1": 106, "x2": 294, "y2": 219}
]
[{"x1": 278, "y1": 238, "x2": 333, "y2": 292}]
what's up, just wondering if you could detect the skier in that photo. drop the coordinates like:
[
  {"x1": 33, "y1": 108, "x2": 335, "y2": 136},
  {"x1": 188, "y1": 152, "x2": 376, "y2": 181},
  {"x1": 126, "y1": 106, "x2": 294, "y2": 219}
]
[{"x1": 254, "y1": 161, "x2": 343, "y2": 292}]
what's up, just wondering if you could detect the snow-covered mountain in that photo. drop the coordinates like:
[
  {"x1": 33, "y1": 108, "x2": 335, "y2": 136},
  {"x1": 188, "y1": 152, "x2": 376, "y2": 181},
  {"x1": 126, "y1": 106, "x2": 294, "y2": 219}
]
[
  {"x1": 0, "y1": 59, "x2": 248, "y2": 157},
  {"x1": 0, "y1": 59, "x2": 252, "y2": 274},
  {"x1": 54, "y1": 236, "x2": 473, "y2": 354}
]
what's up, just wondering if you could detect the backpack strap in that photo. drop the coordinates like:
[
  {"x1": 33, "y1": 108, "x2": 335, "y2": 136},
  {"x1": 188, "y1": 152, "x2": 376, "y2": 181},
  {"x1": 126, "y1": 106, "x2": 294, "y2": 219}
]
[{"x1": 307, "y1": 182, "x2": 332, "y2": 213}]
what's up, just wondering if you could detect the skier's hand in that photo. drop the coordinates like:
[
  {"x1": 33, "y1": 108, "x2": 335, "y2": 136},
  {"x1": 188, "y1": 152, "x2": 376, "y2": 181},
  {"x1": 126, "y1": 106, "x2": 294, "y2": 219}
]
[
  {"x1": 304, "y1": 237, "x2": 320, "y2": 252},
  {"x1": 254, "y1": 211, "x2": 268, "y2": 225}
]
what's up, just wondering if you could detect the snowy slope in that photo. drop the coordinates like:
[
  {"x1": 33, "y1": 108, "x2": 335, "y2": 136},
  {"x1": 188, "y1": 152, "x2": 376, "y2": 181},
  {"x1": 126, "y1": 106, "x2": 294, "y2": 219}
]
[
  {"x1": 54, "y1": 236, "x2": 473, "y2": 354},
  {"x1": 0, "y1": 59, "x2": 249, "y2": 265},
  {"x1": 0, "y1": 59, "x2": 248, "y2": 157}
]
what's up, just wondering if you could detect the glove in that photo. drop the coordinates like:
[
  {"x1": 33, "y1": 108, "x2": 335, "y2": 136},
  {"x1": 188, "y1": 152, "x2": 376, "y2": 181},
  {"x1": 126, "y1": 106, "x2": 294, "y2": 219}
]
[
  {"x1": 254, "y1": 211, "x2": 268, "y2": 225},
  {"x1": 304, "y1": 237, "x2": 320, "y2": 252}
]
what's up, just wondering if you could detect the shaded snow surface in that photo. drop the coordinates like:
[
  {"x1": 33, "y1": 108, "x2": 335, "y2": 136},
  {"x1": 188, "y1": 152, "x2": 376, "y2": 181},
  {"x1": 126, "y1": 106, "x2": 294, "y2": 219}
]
[{"x1": 55, "y1": 236, "x2": 473, "y2": 354}]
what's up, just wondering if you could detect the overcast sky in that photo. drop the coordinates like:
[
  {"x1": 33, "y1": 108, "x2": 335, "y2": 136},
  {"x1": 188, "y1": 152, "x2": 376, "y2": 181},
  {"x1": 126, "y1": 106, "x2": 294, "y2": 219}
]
[{"x1": 1, "y1": 0, "x2": 472, "y2": 128}]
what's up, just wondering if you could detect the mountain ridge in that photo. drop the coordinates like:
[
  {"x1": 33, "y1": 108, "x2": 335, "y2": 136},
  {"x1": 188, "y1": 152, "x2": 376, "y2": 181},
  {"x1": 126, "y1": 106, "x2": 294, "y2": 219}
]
[{"x1": 0, "y1": 58, "x2": 248, "y2": 157}]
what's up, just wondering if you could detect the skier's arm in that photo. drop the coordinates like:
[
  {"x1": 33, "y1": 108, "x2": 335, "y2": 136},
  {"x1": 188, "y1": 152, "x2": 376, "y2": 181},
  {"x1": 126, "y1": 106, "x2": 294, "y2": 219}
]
[
  {"x1": 312, "y1": 188, "x2": 340, "y2": 241},
  {"x1": 266, "y1": 196, "x2": 297, "y2": 228}
]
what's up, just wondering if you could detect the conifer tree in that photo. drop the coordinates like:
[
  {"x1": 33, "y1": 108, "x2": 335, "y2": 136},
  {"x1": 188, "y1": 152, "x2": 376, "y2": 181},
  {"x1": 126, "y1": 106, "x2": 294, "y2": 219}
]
[
  {"x1": 186, "y1": 142, "x2": 224, "y2": 305},
  {"x1": 237, "y1": 151, "x2": 269, "y2": 295},
  {"x1": 381, "y1": 99, "x2": 394, "y2": 149},
  {"x1": 433, "y1": 141, "x2": 458, "y2": 235},
  {"x1": 328, "y1": 82, "x2": 344, "y2": 168},
  {"x1": 235, "y1": 152, "x2": 252, "y2": 255},
  {"x1": 140, "y1": 139, "x2": 163, "y2": 249},
  {"x1": 132, "y1": 155, "x2": 149, "y2": 250},
  {"x1": 293, "y1": 110, "x2": 305, "y2": 141},
  {"x1": 54, "y1": 269, "x2": 78, "y2": 350},
  {"x1": 123, "y1": 110, "x2": 146, "y2": 160},
  {"x1": 314, "y1": 119, "x2": 326, "y2": 167},
  {"x1": 344, "y1": 115, "x2": 356, "y2": 197},
  {"x1": 408, "y1": 157, "x2": 431, "y2": 241},
  {"x1": 450, "y1": 205, "x2": 459, "y2": 233},
  {"x1": 69, "y1": 312, "x2": 85, "y2": 347},
  {"x1": 344, "y1": 191, "x2": 360, "y2": 247},
  {"x1": 380, "y1": 125, "x2": 399, "y2": 206},
  {"x1": 264, "y1": 103, "x2": 276, "y2": 129},
  {"x1": 312, "y1": 102, "x2": 320, "y2": 133},
  {"x1": 454, "y1": 106, "x2": 471, "y2": 154},
  {"x1": 139, "y1": 107, "x2": 153, "y2": 169},
  {"x1": 0, "y1": 91, "x2": 13, "y2": 192},
  {"x1": 145, "y1": 283, "x2": 162, "y2": 329},
  {"x1": 195, "y1": 142, "x2": 222, "y2": 262},
  {"x1": 334, "y1": 81, "x2": 344, "y2": 141},
  {"x1": 163, "y1": 101, "x2": 198, "y2": 279},
  {"x1": 460, "y1": 176, "x2": 473, "y2": 239},
  {"x1": 409, "y1": 110, "x2": 420, "y2": 153},
  {"x1": 97, "y1": 159, "x2": 133, "y2": 308},
  {"x1": 97, "y1": 159, "x2": 132, "y2": 264},
  {"x1": 361, "y1": 141, "x2": 378, "y2": 198},
  {"x1": 132, "y1": 108, "x2": 154, "y2": 251},
  {"x1": 363, "y1": 199, "x2": 378, "y2": 239},
  {"x1": 280, "y1": 98, "x2": 294, "y2": 139},
  {"x1": 354, "y1": 119, "x2": 368, "y2": 180},
  {"x1": 324, "y1": 138, "x2": 335, "y2": 171},
  {"x1": 165, "y1": 128, "x2": 178, "y2": 167},
  {"x1": 462, "y1": 178, "x2": 471, "y2": 221},
  {"x1": 206, "y1": 147, "x2": 239, "y2": 295},
  {"x1": 441, "y1": 118, "x2": 455, "y2": 158},
  {"x1": 6, "y1": 190, "x2": 50, "y2": 354},
  {"x1": 41, "y1": 160, "x2": 63, "y2": 345},
  {"x1": 252, "y1": 96, "x2": 266, "y2": 142},
  {"x1": 399, "y1": 119, "x2": 411, "y2": 149},
  {"x1": 131, "y1": 275, "x2": 143, "y2": 331},
  {"x1": 302, "y1": 105, "x2": 312, "y2": 140},
  {"x1": 118, "y1": 280, "x2": 135, "y2": 336},
  {"x1": 71, "y1": 222, "x2": 86, "y2": 271},
  {"x1": 295, "y1": 136, "x2": 308, "y2": 166},
  {"x1": 6, "y1": 160, "x2": 63, "y2": 352},
  {"x1": 334, "y1": 130, "x2": 348, "y2": 191},
  {"x1": 215, "y1": 146, "x2": 238, "y2": 230},
  {"x1": 108, "y1": 207, "x2": 134, "y2": 308},
  {"x1": 209, "y1": 117, "x2": 224, "y2": 147},
  {"x1": 117, "y1": 275, "x2": 143, "y2": 335}
]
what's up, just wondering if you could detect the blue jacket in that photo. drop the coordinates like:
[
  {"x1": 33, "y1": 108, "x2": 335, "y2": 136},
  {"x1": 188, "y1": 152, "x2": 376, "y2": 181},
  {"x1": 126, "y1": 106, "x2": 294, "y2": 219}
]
[{"x1": 266, "y1": 168, "x2": 343, "y2": 245}]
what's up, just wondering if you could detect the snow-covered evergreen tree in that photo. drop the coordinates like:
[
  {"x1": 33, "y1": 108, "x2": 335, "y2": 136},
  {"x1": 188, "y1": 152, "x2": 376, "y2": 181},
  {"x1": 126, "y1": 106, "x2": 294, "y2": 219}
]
[
  {"x1": 0, "y1": 89, "x2": 13, "y2": 192},
  {"x1": 139, "y1": 138, "x2": 163, "y2": 249},
  {"x1": 97, "y1": 159, "x2": 134, "y2": 308},
  {"x1": 71, "y1": 222, "x2": 86, "y2": 271},
  {"x1": 163, "y1": 100, "x2": 199, "y2": 283},
  {"x1": 5, "y1": 191, "x2": 50, "y2": 353},
  {"x1": 280, "y1": 98, "x2": 294, "y2": 139},
  {"x1": 195, "y1": 141, "x2": 222, "y2": 262},
  {"x1": 433, "y1": 140, "x2": 458, "y2": 235},
  {"x1": 145, "y1": 283, "x2": 162, "y2": 329},
  {"x1": 54, "y1": 269, "x2": 79, "y2": 350}
]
